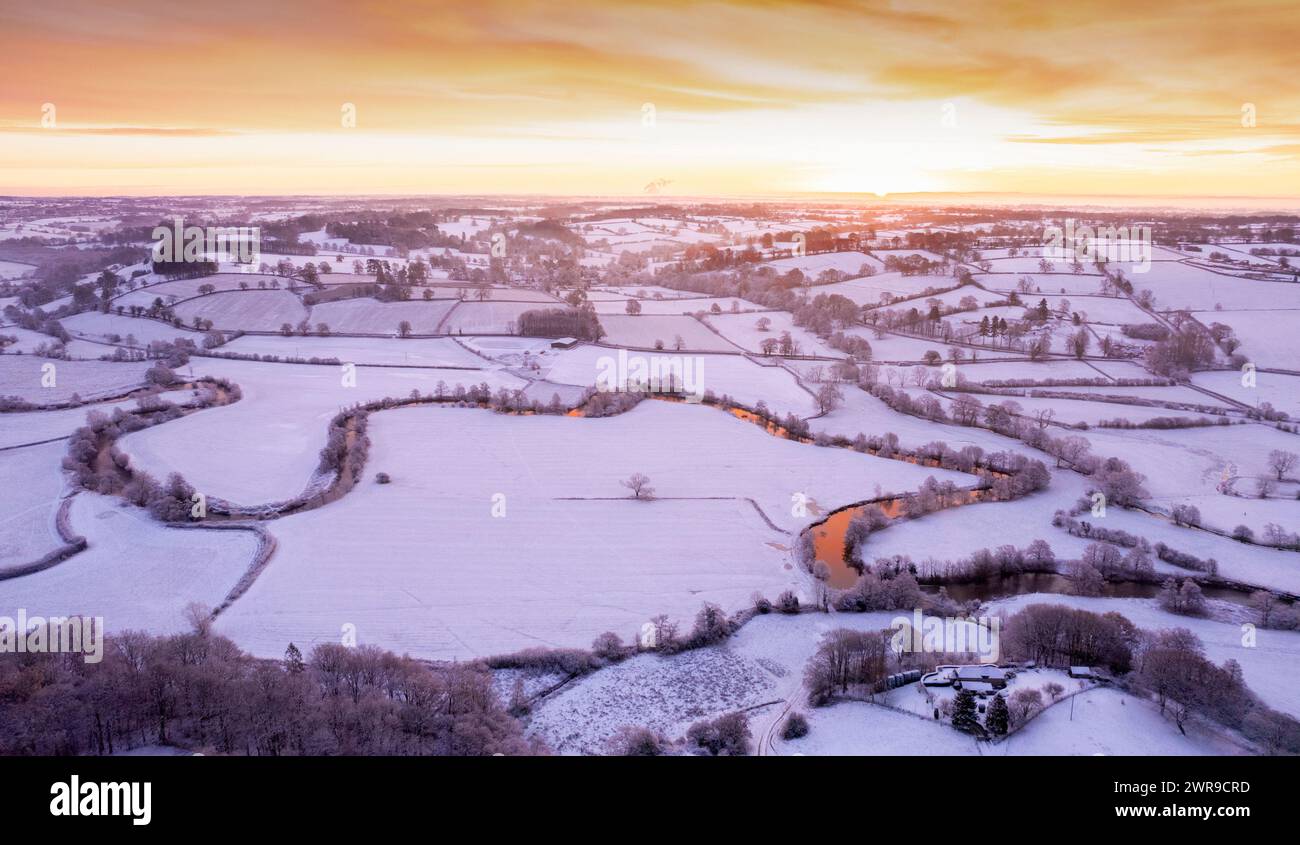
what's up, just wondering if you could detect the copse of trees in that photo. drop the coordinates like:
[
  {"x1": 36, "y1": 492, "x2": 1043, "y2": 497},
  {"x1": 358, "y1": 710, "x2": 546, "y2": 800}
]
[
  {"x1": 1144, "y1": 323, "x2": 1217, "y2": 378},
  {"x1": 804, "y1": 628, "x2": 891, "y2": 706},
  {"x1": 1001, "y1": 603, "x2": 1137, "y2": 674},
  {"x1": 0, "y1": 626, "x2": 533, "y2": 756},
  {"x1": 516, "y1": 307, "x2": 603, "y2": 340}
]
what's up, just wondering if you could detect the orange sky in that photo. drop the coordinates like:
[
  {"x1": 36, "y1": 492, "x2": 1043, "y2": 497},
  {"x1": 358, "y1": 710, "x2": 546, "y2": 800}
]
[{"x1": 2, "y1": 0, "x2": 1299, "y2": 199}]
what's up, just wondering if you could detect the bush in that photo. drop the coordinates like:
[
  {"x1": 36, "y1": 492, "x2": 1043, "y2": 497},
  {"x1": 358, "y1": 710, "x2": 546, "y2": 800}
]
[
  {"x1": 374, "y1": 472, "x2": 391, "y2": 484},
  {"x1": 686, "y1": 712, "x2": 751, "y2": 756},
  {"x1": 781, "y1": 712, "x2": 809, "y2": 740},
  {"x1": 776, "y1": 590, "x2": 800, "y2": 614},
  {"x1": 145, "y1": 363, "x2": 176, "y2": 386},
  {"x1": 614, "y1": 726, "x2": 666, "y2": 756},
  {"x1": 591, "y1": 631, "x2": 625, "y2": 662}
]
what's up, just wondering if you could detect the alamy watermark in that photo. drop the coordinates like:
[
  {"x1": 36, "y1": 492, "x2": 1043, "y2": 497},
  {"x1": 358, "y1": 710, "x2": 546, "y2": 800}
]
[
  {"x1": 1043, "y1": 218, "x2": 1152, "y2": 273},
  {"x1": 0, "y1": 610, "x2": 104, "y2": 664},
  {"x1": 596, "y1": 349, "x2": 705, "y2": 401},
  {"x1": 152, "y1": 216, "x2": 261, "y2": 269},
  {"x1": 889, "y1": 609, "x2": 1001, "y2": 663}
]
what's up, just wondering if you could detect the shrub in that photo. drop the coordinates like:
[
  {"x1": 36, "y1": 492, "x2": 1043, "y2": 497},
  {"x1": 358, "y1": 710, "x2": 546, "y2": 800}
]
[
  {"x1": 686, "y1": 712, "x2": 751, "y2": 756},
  {"x1": 781, "y1": 712, "x2": 809, "y2": 740},
  {"x1": 591, "y1": 631, "x2": 625, "y2": 662},
  {"x1": 614, "y1": 726, "x2": 666, "y2": 756}
]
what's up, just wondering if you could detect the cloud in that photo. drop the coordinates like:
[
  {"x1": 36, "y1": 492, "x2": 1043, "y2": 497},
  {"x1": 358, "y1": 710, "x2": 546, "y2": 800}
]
[{"x1": 2, "y1": 0, "x2": 1297, "y2": 196}]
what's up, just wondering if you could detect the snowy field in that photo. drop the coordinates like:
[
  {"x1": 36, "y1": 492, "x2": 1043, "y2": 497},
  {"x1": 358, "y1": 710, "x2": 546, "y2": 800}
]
[
  {"x1": 592, "y1": 295, "x2": 761, "y2": 316},
  {"x1": 213, "y1": 401, "x2": 965, "y2": 660},
  {"x1": 596, "y1": 314, "x2": 745, "y2": 352},
  {"x1": 308, "y1": 298, "x2": 458, "y2": 335},
  {"x1": 440, "y1": 301, "x2": 544, "y2": 334},
  {"x1": 0, "y1": 259, "x2": 36, "y2": 280},
  {"x1": 1192, "y1": 369, "x2": 1300, "y2": 419},
  {"x1": 541, "y1": 346, "x2": 818, "y2": 417},
  {"x1": 118, "y1": 357, "x2": 526, "y2": 504},
  {"x1": 1073, "y1": 423, "x2": 1300, "y2": 534},
  {"x1": 759, "y1": 250, "x2": 881, "y2": 277},
  {"x1": 62, "y1": 311, "x2": 203, "y2": 347},
  {"x1": 0, "y1": 356, "x2": 150, "y2": 404},
  {"x1": 0, "y1": 441, "x2": 69, "y2": 571},
  {"x1": 111, "y1": 273, "x2": 281, "y2": 309},
  {"x1": 0, "y1": 493, "x2": 257, "y2": 636},
  {"x1": 705, "y1": 311, "x2": 841, "y2": 358},
  {"x1": 220, "y1": 334, "x2": 487, "y2": 367},
  {"x1": 1192, "y1": 309, "x2": 1300, "y2": 370},
  {"x1": 173, "y1": 290, "x2": 309, "y2": 332}
]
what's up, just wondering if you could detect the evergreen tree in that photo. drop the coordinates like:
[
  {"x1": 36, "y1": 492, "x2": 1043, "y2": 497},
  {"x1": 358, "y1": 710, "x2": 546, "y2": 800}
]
[
  {"x1": 952, "y1": 688, "x2": 979, "y2": 732},
  {"x1": 283, "y1": 643, "x2": 305, "y2": 674},
  {"x1": 986, "y1": 693, "x2": 1009, "y2": 735}
]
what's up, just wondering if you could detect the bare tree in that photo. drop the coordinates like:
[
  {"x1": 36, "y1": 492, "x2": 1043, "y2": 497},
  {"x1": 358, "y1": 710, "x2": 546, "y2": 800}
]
[
  {"x1": 621, "y1": 472, "x2": 655, "y2": 499},
  {"x1": 1267, "y1": 449, "x2": 1297, "y2": 481},
  {"x1": 815, "y1": 382, "x2": 843, "y2": 414}
]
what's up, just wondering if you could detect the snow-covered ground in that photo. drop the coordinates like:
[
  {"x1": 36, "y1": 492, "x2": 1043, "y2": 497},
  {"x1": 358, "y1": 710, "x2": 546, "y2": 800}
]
[
  {"x1": 0, "y1": 492, "x2": 257, "y2": 636},
  {"x1": 541, "y1": 346, "x2": 818, "y2": 417},
  {"x1": 213, "y1": 400, "x2": 965, "y2": 660},
  {"x1": 309, "y1": 298, "x2": 458, "y2": 335},
  {"x1": 596, "y1": 314, "x2": 745, "y2": 352},
  {"x1": 118, "y1": 357, "x2": 526, "y2": 505},
  {"x1": 0, "y1": 441, "x2": 69, "y2": 570},
  {"x1": 220, "y1": 334, "x2": 486, "y2": 367},
  {"x1": 173, "y1": 290, "x2": 309, "y2": 333},
  {"x1": 0, "y1": 356, "x2": 150, "y2": 404}
]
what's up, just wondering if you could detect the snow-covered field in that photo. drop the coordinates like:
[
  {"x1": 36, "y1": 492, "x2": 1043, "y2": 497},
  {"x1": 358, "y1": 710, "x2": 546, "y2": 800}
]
[
  {"x1": 1192, "y1": 369, "x2": 1300, "y2": 419},
  {"x1": 705, "y1": 311, "x2": 841, "y2": 358},
  {"x1": 759, "y1": 250, "x2": 881, "y2": 277},
  {"x1": 441, "y1": 301, "x2": 544, "y2": 334},
  {"x1": 1193, "y1": 309, "x2": 1300, "y2": 369},
  {"x1": 1072, "y1": 422, "x2": 1300, "y2": 534},
  {"x1": 596, "y1": 314, "x2": 745, "y2": 352},
  {"x1": 0, "y1": 259, "x2": 36, "y2": 280},
  {"x1": 592, "y1": 295, "x2": 760, "y2": 316},
  {"x1": 309, "y1": 298, "x2": 458, "y2": 335},
  {"x1": 0, "y1": 356, "x2": 150, "y2": 404},
  {"x1": 118, "y1": 357, "x2": 525, "y2": 504},
  {"x1": 173, "y1": 290, "x2": 309, "y2": 332},
  {"x1": 213, "y1": 400, "x2": 964, "y2": 660},
  {"x1": 62, "y1": 311, "x2": 202, "y2": 347},
  {"x1": 541, "y1": 346, "x2": 818, "y2": 417},
  {"x1": 0, "y1": 492, "x2": 257, "y2": 636},
  {"x1": 0, "y1": 441, "x2": 69, "y2": 571},
  {"x1": 220, "y1": 334, "x2": 486, "y2": 367}
]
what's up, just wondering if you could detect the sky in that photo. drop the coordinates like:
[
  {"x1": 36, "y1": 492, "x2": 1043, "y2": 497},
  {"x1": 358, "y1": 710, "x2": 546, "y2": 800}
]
[{"x1": 2, "y1": 0, "x2": 1299, "y2": 200}]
